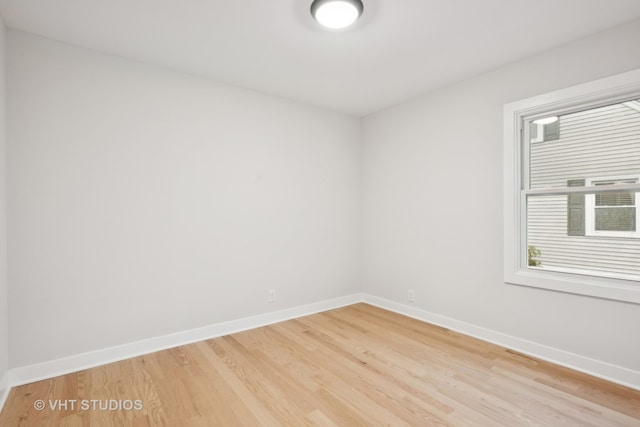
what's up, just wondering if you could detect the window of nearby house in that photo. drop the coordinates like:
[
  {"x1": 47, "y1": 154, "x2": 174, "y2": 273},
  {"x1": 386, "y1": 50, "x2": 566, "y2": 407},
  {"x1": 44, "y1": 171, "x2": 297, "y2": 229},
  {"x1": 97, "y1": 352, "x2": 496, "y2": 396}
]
[
  {"x1": 504, "y1": 68, "x2": 640, "y2": 304},
  {"x1": 585, "y1": 177, "x2": 640, "y2": 238}
]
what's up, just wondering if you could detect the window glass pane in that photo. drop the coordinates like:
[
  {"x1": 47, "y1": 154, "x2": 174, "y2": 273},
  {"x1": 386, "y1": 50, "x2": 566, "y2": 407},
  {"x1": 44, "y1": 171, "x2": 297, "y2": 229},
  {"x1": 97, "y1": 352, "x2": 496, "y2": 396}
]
[
  {"x1": 595, "y1": 192, "x2": 635, "y2": 206},
  {"x1": 529, "y1": 100, "x2": 640, "y2": 190},
  {"x1": 594, "y1": 179, "x2": 636, "y2": 206},
  {"x1": 595, "y1": 207, "x2": 636, "y2": 231},
  {"x1": 527, "y1": 194, "x2": 640, "y2": 280}
]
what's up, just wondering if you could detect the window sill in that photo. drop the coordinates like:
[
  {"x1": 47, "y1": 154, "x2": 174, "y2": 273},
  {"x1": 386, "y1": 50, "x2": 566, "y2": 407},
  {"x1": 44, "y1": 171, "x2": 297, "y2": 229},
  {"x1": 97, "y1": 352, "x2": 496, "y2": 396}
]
[{"x1": 506, "y1": 267, "x2": 640, "y2": 304}]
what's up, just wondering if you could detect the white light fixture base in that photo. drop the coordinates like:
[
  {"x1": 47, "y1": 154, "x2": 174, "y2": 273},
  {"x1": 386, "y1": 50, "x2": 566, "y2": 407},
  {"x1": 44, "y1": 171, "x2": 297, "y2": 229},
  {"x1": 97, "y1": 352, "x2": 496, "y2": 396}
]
[{"x1": 311, "y1": 0, "x2": 364, "y2": 29}]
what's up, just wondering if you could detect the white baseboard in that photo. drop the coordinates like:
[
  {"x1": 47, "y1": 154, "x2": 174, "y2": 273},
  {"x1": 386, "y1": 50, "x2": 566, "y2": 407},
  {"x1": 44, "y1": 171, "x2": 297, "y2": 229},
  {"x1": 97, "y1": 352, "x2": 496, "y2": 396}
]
[
  {"x1": 362, "y1": 294, "x2": 640, "y2": 391},
  {"x1": 10, "y1": 293, "x2": 363, "y2": 387},
  {"x1": 6, "y1": 292, "x2": 639, "y2": 396},
  {"x1": 0, "y1": 370, "x2": 9, "y2": 413}
]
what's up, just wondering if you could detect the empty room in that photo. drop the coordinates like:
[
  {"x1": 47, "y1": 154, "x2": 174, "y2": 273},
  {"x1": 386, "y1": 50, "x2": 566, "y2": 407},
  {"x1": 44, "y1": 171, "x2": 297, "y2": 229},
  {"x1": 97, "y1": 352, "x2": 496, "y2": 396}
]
[{"x1": 1, "y1": 0, "x2": 640, "y2": 425}]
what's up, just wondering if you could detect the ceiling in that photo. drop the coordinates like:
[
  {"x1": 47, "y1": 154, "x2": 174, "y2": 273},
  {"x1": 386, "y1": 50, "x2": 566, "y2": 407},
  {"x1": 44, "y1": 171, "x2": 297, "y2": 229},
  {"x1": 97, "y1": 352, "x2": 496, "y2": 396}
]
[{"x1": 1, "y1": 0, "x2": 640, "y2": 117}]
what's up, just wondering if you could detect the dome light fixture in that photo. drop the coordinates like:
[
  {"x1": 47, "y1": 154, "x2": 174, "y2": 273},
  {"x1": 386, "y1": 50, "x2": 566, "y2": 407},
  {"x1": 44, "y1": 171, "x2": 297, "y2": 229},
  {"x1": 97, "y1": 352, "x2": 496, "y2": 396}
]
[{"x1": 311, "y1": 0, "x2": 364, "y2": 30}]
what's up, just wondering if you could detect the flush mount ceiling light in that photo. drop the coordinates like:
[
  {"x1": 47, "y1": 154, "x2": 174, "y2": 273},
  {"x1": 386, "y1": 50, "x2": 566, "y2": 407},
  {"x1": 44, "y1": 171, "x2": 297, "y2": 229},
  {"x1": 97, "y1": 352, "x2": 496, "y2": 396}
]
[{"x1": 311, "y1": 0, "x2": 364, "y2": 29}]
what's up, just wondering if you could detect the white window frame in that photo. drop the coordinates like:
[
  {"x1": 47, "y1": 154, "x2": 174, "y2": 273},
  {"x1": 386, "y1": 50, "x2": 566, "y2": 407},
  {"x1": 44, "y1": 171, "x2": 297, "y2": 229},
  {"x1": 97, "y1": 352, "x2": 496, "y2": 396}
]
[
  {"x1": 504, "y1": 68, "x2": 640, "y2": 304},
  {"x1": 585, "y1": 176, "x2": 640, "y2": 238}
]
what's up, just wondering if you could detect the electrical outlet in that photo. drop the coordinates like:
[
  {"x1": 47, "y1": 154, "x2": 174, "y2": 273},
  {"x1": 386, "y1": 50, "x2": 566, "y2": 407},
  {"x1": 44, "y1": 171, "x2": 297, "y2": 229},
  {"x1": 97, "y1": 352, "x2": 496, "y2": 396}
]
[
  {"x1": 268, "y1": 289, "x2": 276, "y2": 303},
  {"x1": 408, "y1": 289, "x2": 415, "y2": 302}
]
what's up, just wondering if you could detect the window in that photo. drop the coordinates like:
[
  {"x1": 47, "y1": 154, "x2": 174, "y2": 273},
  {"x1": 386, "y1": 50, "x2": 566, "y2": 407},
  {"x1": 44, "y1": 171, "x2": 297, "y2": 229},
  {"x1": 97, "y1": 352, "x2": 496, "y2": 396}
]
[
  {"x1": 504, "y1": 68, "x2": 640, "y2": 304},
  {"x1": 585, "y1": 177, "x2": 640, "y2": 238}
]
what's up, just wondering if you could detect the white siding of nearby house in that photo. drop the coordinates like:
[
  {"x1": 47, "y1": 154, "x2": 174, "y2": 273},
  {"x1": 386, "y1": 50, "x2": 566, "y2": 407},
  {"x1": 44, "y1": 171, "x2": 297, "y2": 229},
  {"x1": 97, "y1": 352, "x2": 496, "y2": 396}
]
[{"x1": 528, "y1": 102, "x2": 640, "y2": 280}]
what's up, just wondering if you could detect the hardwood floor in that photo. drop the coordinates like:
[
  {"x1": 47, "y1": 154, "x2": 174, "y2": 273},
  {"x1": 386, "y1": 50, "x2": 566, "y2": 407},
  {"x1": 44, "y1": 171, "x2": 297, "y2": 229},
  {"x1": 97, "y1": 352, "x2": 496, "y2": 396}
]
[{"x1": 1, "y1": 303, "x2": 639, "y2": 426}]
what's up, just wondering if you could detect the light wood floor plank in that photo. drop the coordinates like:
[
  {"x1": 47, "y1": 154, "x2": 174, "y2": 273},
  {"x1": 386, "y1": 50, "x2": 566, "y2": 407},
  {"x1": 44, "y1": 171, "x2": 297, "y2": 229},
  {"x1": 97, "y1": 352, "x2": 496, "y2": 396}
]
[{"x1": 1, "y1": 303, "x2": 639, "y2": 426}]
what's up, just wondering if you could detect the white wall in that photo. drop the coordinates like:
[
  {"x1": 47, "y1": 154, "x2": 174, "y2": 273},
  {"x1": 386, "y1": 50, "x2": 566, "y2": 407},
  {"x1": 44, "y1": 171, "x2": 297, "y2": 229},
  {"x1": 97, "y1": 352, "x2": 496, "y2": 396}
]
[
  {"x1": 0, "y1": 17, "x2": 8, "y2": 397},
  {"x1": 5, "y1": 15, "x2": 640, "y2": 385},
  {"x1": 7, "y1": 31, "x2": 361, "y2": 367},
  {"x1": 362, "y1": 19, "x2": 640, "y2": 373}
]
